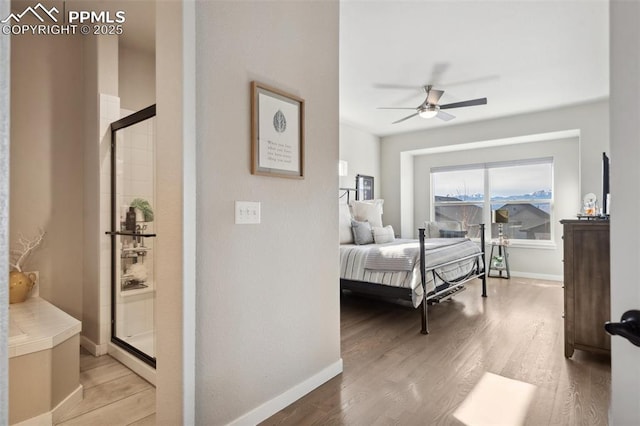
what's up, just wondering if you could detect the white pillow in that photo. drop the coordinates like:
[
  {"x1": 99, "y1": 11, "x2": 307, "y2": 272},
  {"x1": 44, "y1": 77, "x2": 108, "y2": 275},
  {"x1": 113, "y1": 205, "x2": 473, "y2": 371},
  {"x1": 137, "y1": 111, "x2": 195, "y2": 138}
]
[
  {"x1": 350, "y1": 199, "x2": 384, "y2": 228},
  {"x1": 339, "y1": 203, "x2": 354, "y2": 244},
  {"x1": 373, "y1": 225, "x2": 395, "y2": 244}
]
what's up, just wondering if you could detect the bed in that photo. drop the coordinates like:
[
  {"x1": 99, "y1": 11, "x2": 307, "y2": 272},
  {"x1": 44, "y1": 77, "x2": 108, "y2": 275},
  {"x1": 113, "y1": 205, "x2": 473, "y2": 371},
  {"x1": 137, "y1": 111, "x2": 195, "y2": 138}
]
[{"x1": 339, "y1": 196, "x2": 486, "y2": 334}]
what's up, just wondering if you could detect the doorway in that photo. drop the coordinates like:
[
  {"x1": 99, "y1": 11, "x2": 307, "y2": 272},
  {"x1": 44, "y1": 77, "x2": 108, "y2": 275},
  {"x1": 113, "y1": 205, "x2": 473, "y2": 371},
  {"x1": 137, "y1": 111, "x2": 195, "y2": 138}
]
[{"x1": 107, "y1": 105, "x2": 157, "y2": 367}]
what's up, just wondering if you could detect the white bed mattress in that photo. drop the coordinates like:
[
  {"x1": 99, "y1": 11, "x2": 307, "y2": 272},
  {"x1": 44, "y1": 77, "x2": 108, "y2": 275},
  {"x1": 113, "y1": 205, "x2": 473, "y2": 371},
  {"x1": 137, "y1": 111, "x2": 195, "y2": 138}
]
[{"x1": 340, "y1": 238, "x2": 482, "y2": 307}]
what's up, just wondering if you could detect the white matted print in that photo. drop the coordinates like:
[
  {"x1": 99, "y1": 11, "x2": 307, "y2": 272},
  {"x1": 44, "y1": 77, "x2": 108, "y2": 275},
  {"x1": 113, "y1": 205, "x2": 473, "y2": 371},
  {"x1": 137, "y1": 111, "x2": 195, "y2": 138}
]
[{"x1": 251, "y1": 81, "x2": 305, "y2": 178}]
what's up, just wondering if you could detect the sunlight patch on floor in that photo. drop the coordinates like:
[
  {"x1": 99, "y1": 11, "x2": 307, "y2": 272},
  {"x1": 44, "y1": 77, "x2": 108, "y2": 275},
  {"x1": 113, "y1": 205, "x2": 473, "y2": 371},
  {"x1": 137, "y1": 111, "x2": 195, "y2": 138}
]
[{"x1": 453, "y1": 372, "x2": 536, "y2": 426}]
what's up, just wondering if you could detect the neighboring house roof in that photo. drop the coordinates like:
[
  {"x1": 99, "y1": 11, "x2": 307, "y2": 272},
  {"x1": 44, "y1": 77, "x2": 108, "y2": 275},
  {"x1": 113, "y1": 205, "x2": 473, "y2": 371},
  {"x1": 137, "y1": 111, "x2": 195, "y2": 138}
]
[
  {"x1": 496, "y1": 203, "x2": 551, "y2": 238},
  {"x1": 497, "y1": 203, "x2": 550, "y2": 220},
  {"x1": 434, "y1": 203, "x2": 551, "y2": 238},
  {"x1": 521, "y1": 222, "x2": 552, "y2": 234},
  {"x1": 435, "y1": 204, "x2": 483, "y2": 224}
]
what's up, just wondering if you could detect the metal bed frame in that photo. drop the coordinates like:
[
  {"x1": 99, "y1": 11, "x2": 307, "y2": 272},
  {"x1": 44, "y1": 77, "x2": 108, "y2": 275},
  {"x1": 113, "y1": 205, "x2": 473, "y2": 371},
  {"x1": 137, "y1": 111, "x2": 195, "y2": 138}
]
[{"x1": 340, "y1": 224, "x2": 487, "y2": 334}]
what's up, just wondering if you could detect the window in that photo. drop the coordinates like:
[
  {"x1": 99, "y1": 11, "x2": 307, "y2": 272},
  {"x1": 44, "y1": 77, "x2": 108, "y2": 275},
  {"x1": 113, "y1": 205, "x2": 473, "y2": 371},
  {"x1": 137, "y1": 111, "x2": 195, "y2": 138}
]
[
  {"x1": 432, "y1": 167, "x2": 484, "y2": 238},
  {"x1": 489, "y1": 162, "x2": 552, "y2": 240},
  {"x1": 432, "y1": 158, "x2": 553, "y2": 242}
]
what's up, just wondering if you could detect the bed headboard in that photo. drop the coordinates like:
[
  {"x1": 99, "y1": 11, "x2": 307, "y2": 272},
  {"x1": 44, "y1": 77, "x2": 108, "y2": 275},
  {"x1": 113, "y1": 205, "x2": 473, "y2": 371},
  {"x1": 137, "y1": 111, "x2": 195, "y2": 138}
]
[{"x1": 339, "y1": 187, "x2": 356, "y2": 204}]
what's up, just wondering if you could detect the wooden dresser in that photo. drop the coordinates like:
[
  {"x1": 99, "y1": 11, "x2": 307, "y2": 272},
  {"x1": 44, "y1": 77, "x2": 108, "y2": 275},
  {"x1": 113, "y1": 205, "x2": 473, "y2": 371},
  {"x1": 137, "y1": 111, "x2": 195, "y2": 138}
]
[{"x1": 561, "y1": 219, "x2": 611, "y2": 358}]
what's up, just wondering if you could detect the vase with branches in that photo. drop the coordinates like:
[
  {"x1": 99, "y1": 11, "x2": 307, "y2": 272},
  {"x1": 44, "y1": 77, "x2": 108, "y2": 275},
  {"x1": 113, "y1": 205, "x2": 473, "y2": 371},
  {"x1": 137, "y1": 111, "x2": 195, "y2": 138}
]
[
  {"x1": 9, "y1": 229, "x2": 45, "y2": 303},
  {"x1": 10, "y1": 229, "x2": 46, "y2": 272}
]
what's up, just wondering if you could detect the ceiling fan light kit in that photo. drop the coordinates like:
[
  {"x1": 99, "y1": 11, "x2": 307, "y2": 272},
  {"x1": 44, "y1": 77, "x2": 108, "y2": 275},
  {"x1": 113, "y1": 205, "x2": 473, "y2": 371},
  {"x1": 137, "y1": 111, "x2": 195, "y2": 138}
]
[
  {"x1": 418, "y1": 106, "x2": 439, "y2": 119},
  {"x1": 418, "y1": 107, "x2": 440, "y2": 119},
  {"x1": 378, "y1": 84, "x2": 487, "y2": 124}
]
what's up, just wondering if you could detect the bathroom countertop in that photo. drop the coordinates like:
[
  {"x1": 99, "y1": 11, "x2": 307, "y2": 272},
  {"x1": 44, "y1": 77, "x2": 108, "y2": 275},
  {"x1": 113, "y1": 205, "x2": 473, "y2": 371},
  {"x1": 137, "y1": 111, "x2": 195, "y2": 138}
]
[{"x1": 9, "y1": 297, "x2": 82, "y2": 358}]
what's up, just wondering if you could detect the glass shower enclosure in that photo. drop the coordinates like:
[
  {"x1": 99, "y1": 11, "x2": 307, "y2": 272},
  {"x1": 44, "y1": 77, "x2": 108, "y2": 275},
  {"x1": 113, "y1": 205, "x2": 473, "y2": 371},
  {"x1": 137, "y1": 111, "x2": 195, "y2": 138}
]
[{"x1": 107, "y1": 105, "x2": 157, "y2": 367}]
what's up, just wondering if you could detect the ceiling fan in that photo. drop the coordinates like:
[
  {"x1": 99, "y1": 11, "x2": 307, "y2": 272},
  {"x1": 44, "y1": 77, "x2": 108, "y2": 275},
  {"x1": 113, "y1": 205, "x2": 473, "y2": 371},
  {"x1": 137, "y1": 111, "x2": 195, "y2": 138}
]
[{"x1": 378, "y1": 85, "x2": 487, "y2": 124}]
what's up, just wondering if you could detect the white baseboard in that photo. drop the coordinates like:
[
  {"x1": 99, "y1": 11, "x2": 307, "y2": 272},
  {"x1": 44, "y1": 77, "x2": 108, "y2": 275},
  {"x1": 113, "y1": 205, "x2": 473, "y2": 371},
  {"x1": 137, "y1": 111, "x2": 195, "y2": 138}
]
[
  {"x1": 80, "y1": 335, "x2": 108, "y2": 356},
  {"x1": 228, "y1": 358, "x2": 343, "y2": 426},
  {"x1": 507, "y1": 271, "x2": 563, "y2": 282},
  {"x1": 108, "y1": 342, "x2": 156, "y2": 386},
  {"x1": 12, "y1": 412, "x2": 51, "y2": 426},
  {"x1": 52, "y1": 384, "x2": 84, "y2": 423}
]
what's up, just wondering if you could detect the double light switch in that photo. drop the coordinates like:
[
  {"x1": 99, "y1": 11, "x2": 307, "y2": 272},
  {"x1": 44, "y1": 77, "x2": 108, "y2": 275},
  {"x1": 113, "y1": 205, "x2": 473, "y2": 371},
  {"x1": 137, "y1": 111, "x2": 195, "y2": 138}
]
[{"x1": 235, "y1": 201, "x2": 261, "y2": 224}]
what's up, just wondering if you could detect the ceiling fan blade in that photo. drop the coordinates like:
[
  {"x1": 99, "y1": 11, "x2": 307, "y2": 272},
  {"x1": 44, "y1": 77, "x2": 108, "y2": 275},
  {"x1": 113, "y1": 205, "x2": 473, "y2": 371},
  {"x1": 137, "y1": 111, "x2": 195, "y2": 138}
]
[
  {"x1": 440, "y1": 74, "x2": 500, "y2": 88},
  {"x1": 373, "y1": 83, "x2": 424, "y2": 105},
  {"x1": 427, "y1": 62, "x2": 451, "y2": 86},
  {"x1": 426, "y1": 89, "x2": 444, "y2": 105},
  {"x1": 373, "y1": 83, "x2": 422, "y2": 90},
  {"x1": 377, "y1": 107, "x2": 418, "y2": 110},
  {"x1": 392, "y1": 112, "x2": 419, "y2": 124},
  {"x1": 436, "y1": 110, "x2": 455, "y2": 121},
  {"x1": 439, "y1": 98, "x2": 487, "y2": 109}
]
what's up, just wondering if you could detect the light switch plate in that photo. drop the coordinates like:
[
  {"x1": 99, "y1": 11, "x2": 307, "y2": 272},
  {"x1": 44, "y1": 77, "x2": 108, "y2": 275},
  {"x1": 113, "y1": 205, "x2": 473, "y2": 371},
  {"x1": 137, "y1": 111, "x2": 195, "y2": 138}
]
[{"x1": 235, "y1": 201, "x2": 261, "y2": 224}]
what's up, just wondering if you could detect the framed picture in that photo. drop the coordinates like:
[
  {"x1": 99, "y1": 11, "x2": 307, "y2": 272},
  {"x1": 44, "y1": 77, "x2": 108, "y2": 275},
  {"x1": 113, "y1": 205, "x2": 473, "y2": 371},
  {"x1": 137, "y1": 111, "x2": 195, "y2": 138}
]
[
  {"x1": 356, "y1": 174, "x2": 374, "y2": 200},
  {"x1": 251, "y1": 81, "x2": 305, "y2": 178}
]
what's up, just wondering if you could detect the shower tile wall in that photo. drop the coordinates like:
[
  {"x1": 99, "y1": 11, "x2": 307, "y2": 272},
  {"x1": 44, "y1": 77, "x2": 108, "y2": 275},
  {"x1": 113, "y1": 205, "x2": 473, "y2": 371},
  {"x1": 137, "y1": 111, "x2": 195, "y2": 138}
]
[{"x1": 120, "y1": 108, "x2": 155, "y2": 211}]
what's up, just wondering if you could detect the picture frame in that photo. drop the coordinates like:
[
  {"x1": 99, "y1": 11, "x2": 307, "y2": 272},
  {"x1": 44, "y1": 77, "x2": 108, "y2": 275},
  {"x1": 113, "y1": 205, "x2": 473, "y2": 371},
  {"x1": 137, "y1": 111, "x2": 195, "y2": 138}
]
[
  {"x1": 356, "y1": 174, "x2": 374, "y2": 200},
  {"x1": 251, "y1": 81, "x2": 305, "y2": 178}
]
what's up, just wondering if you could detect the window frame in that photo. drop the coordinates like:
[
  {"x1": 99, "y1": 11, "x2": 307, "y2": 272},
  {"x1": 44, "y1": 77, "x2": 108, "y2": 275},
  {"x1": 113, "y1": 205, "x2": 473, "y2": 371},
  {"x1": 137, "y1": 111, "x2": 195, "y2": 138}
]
[{"x1": 431, "y1": 157, "x2": 555, "y2": 247}]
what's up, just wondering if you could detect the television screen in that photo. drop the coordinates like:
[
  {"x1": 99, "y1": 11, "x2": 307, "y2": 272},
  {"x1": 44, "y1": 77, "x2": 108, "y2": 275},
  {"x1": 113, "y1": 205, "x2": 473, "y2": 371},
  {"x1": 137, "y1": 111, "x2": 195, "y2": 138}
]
[{"x1": 603, "y1": 152, "x2": 610, "y2": 215}]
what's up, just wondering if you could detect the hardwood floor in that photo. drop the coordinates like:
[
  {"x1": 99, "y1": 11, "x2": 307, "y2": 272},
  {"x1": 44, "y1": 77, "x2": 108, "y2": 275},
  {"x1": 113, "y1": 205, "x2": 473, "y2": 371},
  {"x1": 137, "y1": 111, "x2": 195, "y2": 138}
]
[
  {"x1": 53, "y1": 277, "x2": 610, "y2": 425},
  {"x1": 55, "y1": 348, "x2": 156, "y2": 426},
  {"x1": 263, "y1": 277, "x2": 611, "y2": 425}
]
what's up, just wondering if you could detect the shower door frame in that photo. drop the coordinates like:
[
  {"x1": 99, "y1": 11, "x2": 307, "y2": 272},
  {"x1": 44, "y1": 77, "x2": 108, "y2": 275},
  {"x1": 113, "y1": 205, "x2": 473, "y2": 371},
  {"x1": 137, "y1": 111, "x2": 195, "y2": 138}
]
[{"x1": 106, "y1": 104, "x2": 157, "y2": 368}]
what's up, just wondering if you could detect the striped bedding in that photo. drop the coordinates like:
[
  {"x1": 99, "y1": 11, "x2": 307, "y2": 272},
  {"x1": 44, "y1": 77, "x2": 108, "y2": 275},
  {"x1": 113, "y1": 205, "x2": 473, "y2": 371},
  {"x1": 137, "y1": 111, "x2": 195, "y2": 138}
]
[{"x1": 340, "y1": 238, "x2": 482, "y2": 307}]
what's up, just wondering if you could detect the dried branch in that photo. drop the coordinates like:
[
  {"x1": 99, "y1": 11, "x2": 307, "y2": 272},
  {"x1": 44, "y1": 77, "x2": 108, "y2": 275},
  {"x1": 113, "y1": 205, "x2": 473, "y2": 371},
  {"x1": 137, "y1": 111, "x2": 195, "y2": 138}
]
[{"x1": 10, "y1": 229, "x2": 46, "y2": 272}]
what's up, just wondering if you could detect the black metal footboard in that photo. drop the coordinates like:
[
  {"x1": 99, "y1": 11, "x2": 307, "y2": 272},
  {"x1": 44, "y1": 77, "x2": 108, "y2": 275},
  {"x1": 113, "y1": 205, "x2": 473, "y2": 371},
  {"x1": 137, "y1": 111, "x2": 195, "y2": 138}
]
[{"x1": 419, "y1": 223, "x2": 486, "y2": 334}]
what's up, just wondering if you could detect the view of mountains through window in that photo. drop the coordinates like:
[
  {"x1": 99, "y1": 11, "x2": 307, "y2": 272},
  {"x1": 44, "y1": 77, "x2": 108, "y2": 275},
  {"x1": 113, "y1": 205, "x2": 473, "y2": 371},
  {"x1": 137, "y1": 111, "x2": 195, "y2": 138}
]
[{"x1": 432, "y1": 160, "x2": 553, "y2": 240}]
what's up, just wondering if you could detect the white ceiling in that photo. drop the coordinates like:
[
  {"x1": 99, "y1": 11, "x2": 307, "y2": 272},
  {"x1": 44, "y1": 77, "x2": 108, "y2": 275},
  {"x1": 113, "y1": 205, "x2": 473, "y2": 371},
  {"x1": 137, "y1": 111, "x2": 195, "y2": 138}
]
[
  {"x1": 108, "y1": 1, "x2": 609, "y2": 138},
  {"x1": 340, "y1": 0, "x2": 609, "y2": 137}
]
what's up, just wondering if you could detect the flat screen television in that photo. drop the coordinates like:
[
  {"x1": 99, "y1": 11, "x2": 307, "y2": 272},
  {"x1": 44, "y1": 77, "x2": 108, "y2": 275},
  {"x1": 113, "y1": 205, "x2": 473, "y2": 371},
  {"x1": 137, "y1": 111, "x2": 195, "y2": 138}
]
[{"x1": 603, "y1": 152, "x2": 610, "y2": 215}]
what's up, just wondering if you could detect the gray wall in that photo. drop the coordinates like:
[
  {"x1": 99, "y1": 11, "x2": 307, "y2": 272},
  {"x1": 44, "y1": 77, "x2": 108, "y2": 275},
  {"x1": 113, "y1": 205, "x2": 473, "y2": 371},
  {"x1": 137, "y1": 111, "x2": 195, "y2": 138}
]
[
  {"x1": 610, "y1": 1, "x2": 640, "y2": 423},
  {"x1": 81, "y1": 35, "x2": 119, "y2": 350},
  {"x1": 413, "y1": 136, "x2": 579, "y2": 278},
  {"x1": 1, "y1": 0, "x2": 10, "y2": 421},
  {"x1": 380, "y1": 100, "x2": 609, "y2": 276},
  {"x1": 10, "y1": 29, "x2": 85, "y2": 319},
  {"x1": 81, "y1": 35, "x2": 100, "y2": 348},
  {"x1": 155, "y1": 0, "x2": 196, "y2": 421},
  {"x1": 339, "y1": 123, "x2": 381, "y2": 196},
  {"x1": 194, "y1": 2, "x2": 341, "y2": 424},
  {"x1": 118, "y1": 45, "x2": 155, "y2": 112}
]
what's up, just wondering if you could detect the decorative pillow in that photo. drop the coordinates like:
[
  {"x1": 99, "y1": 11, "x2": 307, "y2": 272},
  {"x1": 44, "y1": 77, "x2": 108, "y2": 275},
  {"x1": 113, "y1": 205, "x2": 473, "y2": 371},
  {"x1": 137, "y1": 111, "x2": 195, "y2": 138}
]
[
  {"x1": 439, "y1": 229, "x2": 467, "y2": 238},
  {"x1": 339, "y1": 203, "x2": 354, "y2": 244},
  {"x1": 373, "y1": 225, "x2": 395, "y2": 244},
  {"x1": 425, "y1": 221, "x2": 462, "y2": 239},
  {"x1": 351, "y1": 199, "x2": 384, "y2": 228},
  {"x1": 351, "y1": 220, "x2": 374, "y2": 245}
]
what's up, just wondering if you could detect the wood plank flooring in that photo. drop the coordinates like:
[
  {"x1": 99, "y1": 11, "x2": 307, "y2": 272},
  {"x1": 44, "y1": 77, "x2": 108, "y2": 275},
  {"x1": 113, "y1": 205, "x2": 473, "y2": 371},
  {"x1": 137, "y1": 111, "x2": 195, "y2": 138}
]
[
  {"x1": 263, "y1": 277, "x2": 611, "y2": 425},
  {"x1": 55, "y1": 348, "x2": 156, "y2": 426}
]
